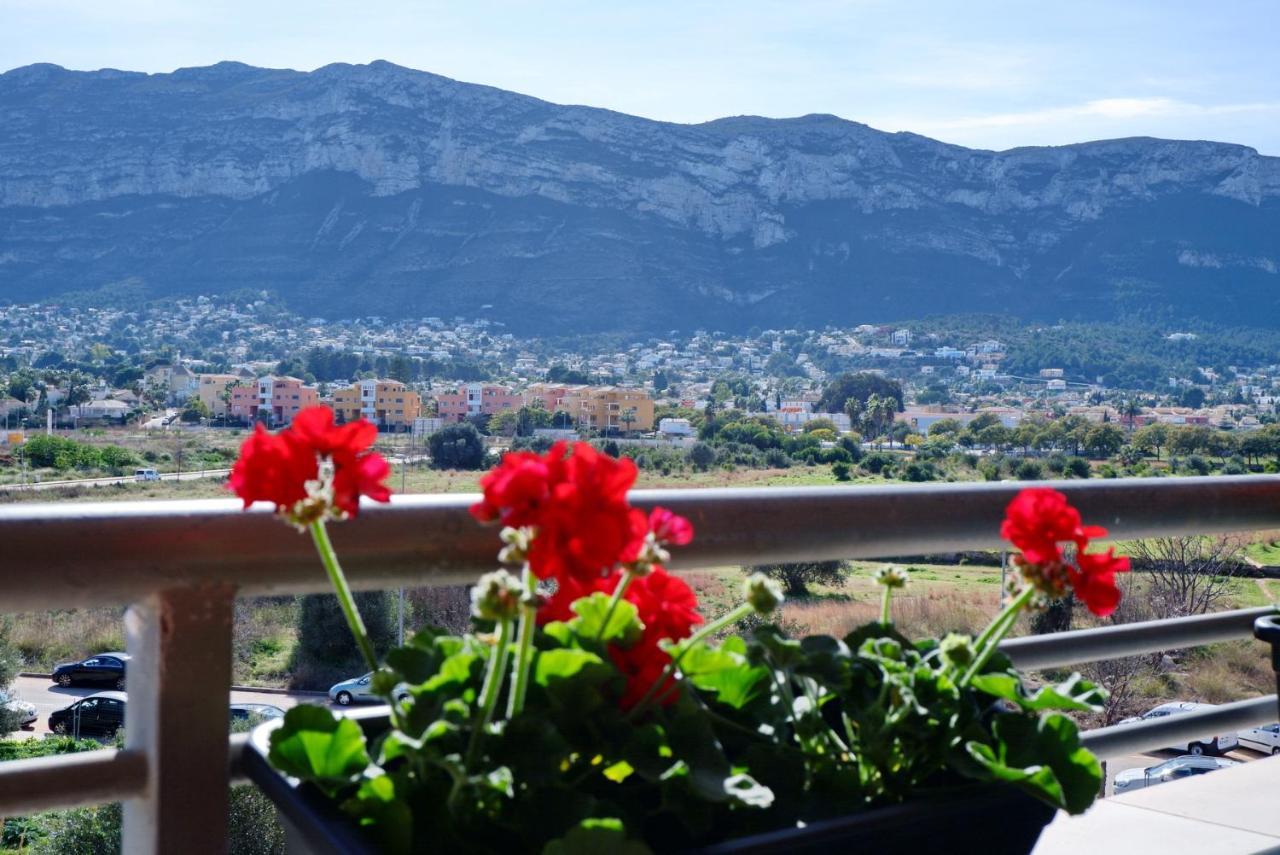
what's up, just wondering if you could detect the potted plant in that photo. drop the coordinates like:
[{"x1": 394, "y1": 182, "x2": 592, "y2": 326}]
[{"x1": 233, "y1": 407, "x2": 1129, "y2": 854}]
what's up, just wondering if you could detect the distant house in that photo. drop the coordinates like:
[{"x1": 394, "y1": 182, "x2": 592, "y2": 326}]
[{"x1": 77, "y1": 399, "x2": 131, "y2": 422}]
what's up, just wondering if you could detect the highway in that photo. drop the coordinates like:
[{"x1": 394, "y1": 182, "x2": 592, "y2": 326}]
[{"x1": 0, "y1": 468, "x2": 230, "y2": 492}]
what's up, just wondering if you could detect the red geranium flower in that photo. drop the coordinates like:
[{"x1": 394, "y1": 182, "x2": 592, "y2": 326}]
[
  {"x1": 610, "y1": 639, "x2": 679, "y2": 710},
  {"x1": 647, "y1": 507, "x2": 694, "y2": 546},
  {"x1": 1070, "y1": 548, "x2": 1131, "y2": 617},
  {"x1": 1000, "y1": 488, "x2": 1105, "y2": 564},
  {"x1": 626, "y1": 567, "x2": 703, "y2": 642},
  {"x1": 472, "y1": 442, "x2": 643, "y2": 583},
  {"x1": 229, "y1": 406, "x2": 390, "y2": 519}
]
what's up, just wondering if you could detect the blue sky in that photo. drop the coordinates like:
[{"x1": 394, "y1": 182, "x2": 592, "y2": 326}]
[{"x1": 3, "y1": 0, "x2": 1278, "y2": 153}]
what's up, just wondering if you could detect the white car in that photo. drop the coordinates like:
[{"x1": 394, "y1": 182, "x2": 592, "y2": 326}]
[
  {"x1": 1114, "y1": 755, "x2": 1239, "y2": 794},
  {"x1": 0, "y1": 691, "x2": 37, "y2": 729},
  {"x1": 328, "y1": 674, "x2": 410, "y2": 707},
  {"x1": 1119, "y1": 702, "x2": 1239, "y2": 755},
  {"x1": 1237, "y1": 722, "x2": 1280, "y2": 755}
]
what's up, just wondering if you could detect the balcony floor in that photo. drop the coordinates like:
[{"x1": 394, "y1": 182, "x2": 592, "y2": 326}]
[{"x1": 1034, "y1": 754, "x2": 1280, "y2": 853}]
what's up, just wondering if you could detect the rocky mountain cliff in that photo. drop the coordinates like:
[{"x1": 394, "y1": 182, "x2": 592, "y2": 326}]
[{"x1": 2, "y1": 61, "x2": 1278, "y2": 333}]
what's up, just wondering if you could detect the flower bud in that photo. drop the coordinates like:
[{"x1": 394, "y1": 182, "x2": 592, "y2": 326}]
[
  {"x1": 939, "y1": 633, "x2": 975, "y2": 668},
  {"x1": 471, "y1": 569, "x2": 525, "y2": 622},
  {"x1": 497, "y1": 526, "x2": 536, "y2": 565},
  {"x1": 744, "y1": 573, "x2": 784, "y2": 615},
  {"x1": 873, "y1": 566, "x2": 910, "y2": 589}
]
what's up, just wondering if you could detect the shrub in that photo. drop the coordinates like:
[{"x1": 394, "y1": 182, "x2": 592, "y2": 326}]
[
  {"x1": 901, "y1": 461, "x2": 937, "y2": 482},
  {"x1": 688, "y1": 442, "x2": 715, "y2": 470},
  {"x1": 1044, "y1": 454, "x2": 1067, "y2": 475},
  {"x1": 831, "y1": 461, "x2": 852, "y2": 481},
  {"x1": 1182, "y1": 455, "x2": 1211, "y2": 476},
  {"x1": 97, "y1": 445, "x2": 138, "y2": 471},
  {"x1": 745, "y1": 560, "x2": 850, "y2": 597},
  {"x1": 763, "y1": 448, "x2": 792, "y2": 468},
  {"x1": 838, "y1": 435, "x2": 863, "y2": 462},
  {"x1": 1014, "y1": 460, "x2": 1044, "y2": 481},
  {"x1": 291, "y1": 592, "x2": 396, "y2": 689},
  {"x1": 428, "y1": 423, "x2": 487, "y2": 470},
  {"x1": 1064, "y1": 457, "x2": 1091, "y2": 479},
  {"x1": 979, "y1": 463, "x2": 1001, "y2": 482},
  {"x1": 861, "y1": 452, "x2": 894, "y2": 474}
]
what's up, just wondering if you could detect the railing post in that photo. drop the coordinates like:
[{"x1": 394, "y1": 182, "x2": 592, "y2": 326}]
[{"x1": 123, "y1": 585, "x2": 236, "y2": 854}]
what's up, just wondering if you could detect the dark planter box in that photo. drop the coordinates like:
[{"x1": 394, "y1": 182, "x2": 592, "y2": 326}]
[{"x1": 244, "y1": 710, "x2": 1057, "y2": 855}]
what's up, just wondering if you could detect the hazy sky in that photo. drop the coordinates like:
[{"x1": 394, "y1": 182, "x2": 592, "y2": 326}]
[{"x1": 3, "y1": 0, "x2": 1278, "y2": 153}]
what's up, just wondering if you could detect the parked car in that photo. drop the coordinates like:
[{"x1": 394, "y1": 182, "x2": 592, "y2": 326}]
[
  {"x1": 134, "y1": 468, "x2": 161, "y2": 482},
  {"x1": 230, "y1": 703, "x2": 285, "y2": 723},
  {"x1": 1119, "y1": 702, "x2": 1239, "y2": 755},
  {"x1": 328, "y1": 674, "x2": 409, "y2": 706},
  {"x1": 49, "y1": 691, "x2": 127, "y2": 738},
  {"x1": 1237, "y1": 722, "x2": 1280, "y2": 755},
  {"x1": 0, "y1": 691, "x2": 37, "y2": 729},
  {"x1": 1113, "y1": 755, "x2": 1239, "y2": 793},
  {"x1": 51, "y1": 652, "x2": 130, "y2": 689}
]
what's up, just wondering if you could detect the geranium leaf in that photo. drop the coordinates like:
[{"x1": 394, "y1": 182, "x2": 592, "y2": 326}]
[
  {"x1": 535, "y1": 648, "x2": 607, "y2": 686},
  {"x1": 268, "y1": 705, "x2": 369, "y2": 795},
  {"x1": 541, "y1": 818, "x2": 652, "y2": 855},
  {"x1": 678, "y1": 643, "x2": 768, "y2": 710},
  {"x1": 966, "y1": 712, "x2": 1102, "y2": 814},
  {"x1": 568, "y1": 593, "x2": 643, "y2": 647},
  {"x1": 342, "y1": 773, "x2": 413, "y2": 855},
  {"x1": 971, "y1": 672, "x2": 1106, "y2": 713}
]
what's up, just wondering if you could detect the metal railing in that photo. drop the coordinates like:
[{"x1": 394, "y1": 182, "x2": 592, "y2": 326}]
[{"x1": 0, "y1": 475, "x2": 1276, "y2": 852}]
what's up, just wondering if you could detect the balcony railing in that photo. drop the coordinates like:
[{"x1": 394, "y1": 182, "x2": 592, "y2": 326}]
[{"x1": 0, "y1": 475, "x2": 1276, "y2": 853}]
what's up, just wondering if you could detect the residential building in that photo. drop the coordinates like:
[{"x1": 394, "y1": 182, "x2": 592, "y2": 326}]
[
  {"x1": 229, "y1": 376, "x2": 319, "y2": 426},
  {"x1": 195, "y1": 374, "x2": 241, "y2": 418},
  {"x1": 331, "y1": 379, "x2": 421, "y2": 430},
  {"x1": 559, "y1": 387, "x2": 654, "y2": 433},
  {"x1": 435, "y1": 384, "x2": 524, "y2": 423}
]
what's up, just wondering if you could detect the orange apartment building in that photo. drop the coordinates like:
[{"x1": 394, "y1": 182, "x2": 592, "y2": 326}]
[
  {"x1": 330, "y1": 379, "x2": 421, "y2": 431},
  {"x1": 229, "y1": 376, "x2": 319, "y2": 426},
  {"x1": 195, "y1": 373, "x2": 242, "y2": 419}
]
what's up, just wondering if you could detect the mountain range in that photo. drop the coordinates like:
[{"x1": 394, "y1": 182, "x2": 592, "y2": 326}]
[{"x1": 1, "y1": 60, "x2": 1278, "y2": 334}]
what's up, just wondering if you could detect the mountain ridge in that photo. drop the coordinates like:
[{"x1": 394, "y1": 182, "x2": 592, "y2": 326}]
[{"x1": 1, "y1": 61, "x2": 1277, "y2": 333}]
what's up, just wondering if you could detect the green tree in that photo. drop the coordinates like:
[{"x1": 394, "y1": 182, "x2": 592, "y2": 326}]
[
  {"x1": 688, "y1": 442, "x2": 715, "y2": 470},
  {"x1": 292, "y1": 592, "x2": 396, "y2": 688},
  {"x1": 745, "y1": 560, "x2": 850, "y2": 597},
  {"x1": 428, "y1": 423, "x2": 488, "y2": 470},
  {"x1": 1132, "y1": 423, "x2": 1169, "y2": 460},
  {"x1": 816, "y1": 372, "x2": 903, "y2": 415},
  {"x1": 1083, "y1": 423, "x2": 1125, "y2": 459},
  {"x1": 180, "y1": 397, "x2": 210, "y2": 423}
]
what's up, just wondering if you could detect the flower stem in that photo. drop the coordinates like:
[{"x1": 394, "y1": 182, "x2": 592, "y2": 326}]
[
  {"x1": 466, "y1": 616, "x2": 514, "y2": 770},
  {"x1": 595, "y1": 569, "x2": 636, "y2": 646},
  {"x1": 879, "y1": 585, "x2": 893, "y2": 626},
  {"x1": 627, "y1": 602, "x2": 754, "y2": 719},
  {"x1": 959, "y1": 586, "x2": 1035, "y2": 687},
  {"x1": 506, "y1": 563, "x2": 537, "y2": 718},
  {"x1": 308, "y1": 519, "x2": 378, "y2": 674}
]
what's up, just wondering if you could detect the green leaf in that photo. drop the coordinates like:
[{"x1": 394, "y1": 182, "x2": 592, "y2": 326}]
[
  {"x1": 535, "y1": 648, "x2": 606, "y2": 686},
  {"x1": 569, "y1": 593, "x2": 643, "y2": 647},
  {"x1": 965, "y1": 712, "x2": 1102, "y2": 814},
  {"x1": 542, "y1": 621, "x2": 575, "y2": 648},
  {"x1": 385, "y1": 645, "x2": 442, "y2": 685},
  {"x1": 970, "y1": 672, "x2": 1106, "y2": 713},
  {"x1": 342, "y1": 773, "x2": 413, "y2": 855},
  {"x1": 541, "y1": 818, "x2": 652, "y2": 855},
  {"x1": 423, "y1": 649, "x2": 482, "y2": 693},
  {"x1": 678, "y1": 643, "x2": 768, "y2": 709},
  {"x1": 603, "y1": 760, "x2": 634, "y2": 783},
  {"x1": 268, "y1": 705, "x2": 369, "y2": 795}
]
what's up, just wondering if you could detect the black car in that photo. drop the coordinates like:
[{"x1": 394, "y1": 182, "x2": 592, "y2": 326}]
[
  {"x1": 48, "y1": 691, "x2": 126, "y2": 738},
  {"x1": 51, "y1": 653, "x2": 130, "y2": 689}
]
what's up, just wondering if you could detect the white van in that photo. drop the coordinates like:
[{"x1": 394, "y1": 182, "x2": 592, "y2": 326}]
[
  {"x1": 1120, "y1": 702, "x2": 1239, "y2": 755},
  {"x1": 134, "y1": 468, "x2": 160, "y2": 482}
]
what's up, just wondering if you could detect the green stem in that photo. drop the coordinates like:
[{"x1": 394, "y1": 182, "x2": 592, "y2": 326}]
[
  {"x1": 880, "y1": 585, "x2": 893, "y2": 626},
  {"x1": 466, "y1": 616, "x2": 513, "y2": 770},
  {"x1": 309, "y1": 520, "x2": 378, "y2": 675},
  {"x1": 960, "y1": 586, "x2": 1035, "y2": 687},
  {"x1": 506, "y1": 563, "x2": 537, "y2": 718},
  {"x1": 595, "y1": 569, "x2": 636, "y2": 646},
  {"x1": 626, "y1": 602, "x2": 754, "y2": 720}
]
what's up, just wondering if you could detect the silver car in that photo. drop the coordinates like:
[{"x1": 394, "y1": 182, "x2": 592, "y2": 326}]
[
  {"x1": 1119, "y1": 702, "x2": 1239, "y2": 755},
  {"x1": 328, "y1": 673, "x2": 378, "y2": 706},
  {"x1": 328, "y1": 673, "x2": 410, "y2": 706},
  {"x1": 0, "y1": 691, "x2": 37, "y2": 728},
  {"x1": 1113, "y1": 755, "x2": 1238, "y2": 793}
]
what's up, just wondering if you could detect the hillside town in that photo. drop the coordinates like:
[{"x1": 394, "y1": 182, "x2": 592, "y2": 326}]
[{"x1": 1, "y1": 298, "x2": 1278, "y2": 449}]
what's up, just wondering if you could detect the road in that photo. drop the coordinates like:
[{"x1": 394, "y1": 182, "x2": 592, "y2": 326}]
[
  {"x1": 0, "y1": 468, "x2": 230, "y2": 493},
  {"x1": 6, "y1": 675, "x2": 328, "y2": 739}
]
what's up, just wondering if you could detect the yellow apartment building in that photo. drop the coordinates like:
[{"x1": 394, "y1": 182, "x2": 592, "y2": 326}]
[
  {"x1": 195, "y1": 374, "x2": 241, "y2": 418},
  {"x1": 559, "y1": 387, "x2": 654, "y2": 434},
  {"x1": 330, "y1": 379, "x2": 421, "y2": 431}
]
